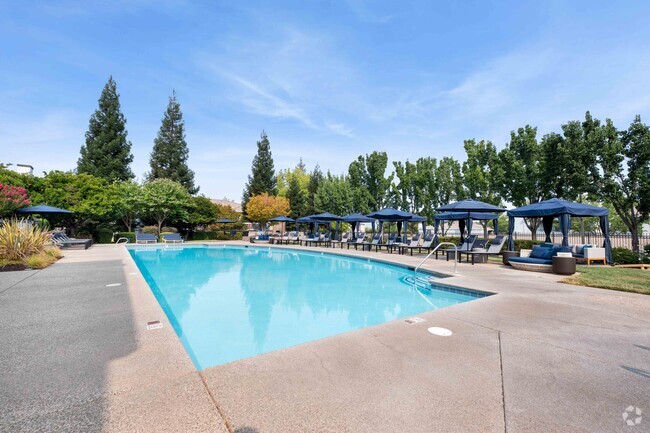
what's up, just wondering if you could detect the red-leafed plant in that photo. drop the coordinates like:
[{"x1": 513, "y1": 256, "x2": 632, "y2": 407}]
[{"x1": 0, "y1": 184, "x2": 31, "y2": 217}]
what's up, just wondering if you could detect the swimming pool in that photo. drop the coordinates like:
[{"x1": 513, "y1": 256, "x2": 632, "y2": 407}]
[{"x1": 128, "y1": 245, "x2": 488, "y2": 370}]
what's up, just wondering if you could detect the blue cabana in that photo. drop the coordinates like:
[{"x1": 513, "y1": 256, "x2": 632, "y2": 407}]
[
  {"x1": 436, "y1": 200, "x2": 506, "y2": 246},
  {"x1": 367, "y1": 208, "x2": 427, "y2": 240},
  {"x1": 434, "y1": 212, "x2": 499, "y2": 243},
  {"x1": 342, "y1": 213, "x2": 375, "y2": 236},
  {"x1": 507, "y1": 198, "x2": 612, "y2": 263}
]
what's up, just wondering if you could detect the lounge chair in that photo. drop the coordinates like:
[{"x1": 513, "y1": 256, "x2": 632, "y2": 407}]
[
  {"x1": 346, "y1": 233, "x2": 367, "y2": 249},
  {"x1": 359, "y1": 233, "x2": 382, "y2": 251},
  {"x1": 136, "y1": 233, "x2": 158, "y2": 244},
  {"x1": 401, "y1": 234, "x2": 434, "y2": 256},
  {"x1": 445, "y1": 235, "x2": 477, "y2": 261},
  {"x1": 51, "y1": 232, "x2": 93, "y2": 250},
  {"x1": 331, "y1": 232, "x2": 350, "y2": 248},
  {"x1": 459, "y1": 235, "x2": 506, "y2": 264},
  {"x1": 302, "y1": 233, "x2": 322, "y2": 247},
  {"x1": 313, "y1": 232, "x2": 332, "y2": 247},
  {"x1": 285, "y1": 231, "x2": 300, "y2": 245},
  {"x1": 162, "y1": 233, "x2": 184, "y2": 243},
  {"x1": 373, "y1": 233, "x2": 397, "y2": 252},
  {"x1": 508, "y1": 244, "x2": 573, "y2": 272}
]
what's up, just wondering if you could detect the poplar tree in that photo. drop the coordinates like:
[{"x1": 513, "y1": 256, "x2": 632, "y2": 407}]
[
  {"x1": 148, "y1": 91, "x2": 198, "y2": 194},
  {"x1": 77, "y1": 76, "x2": 134, "y2": 181},
  {"x1": 242, "y1": 131, "x2": 277, "y2": 215}
]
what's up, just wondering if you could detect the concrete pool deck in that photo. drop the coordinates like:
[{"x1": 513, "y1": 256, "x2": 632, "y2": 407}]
[{"x1": 0, "y1": 242, "x2": 648, "y2": 432}]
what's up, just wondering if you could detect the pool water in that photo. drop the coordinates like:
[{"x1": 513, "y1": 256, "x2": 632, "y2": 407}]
[{"x1": 128, "y1": 245, "x2": 486, "y2": 370}]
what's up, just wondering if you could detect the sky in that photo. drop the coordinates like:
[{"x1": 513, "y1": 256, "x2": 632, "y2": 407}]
[{"x1": 2, "y1": 0, "x2": 650, "y2": 201}]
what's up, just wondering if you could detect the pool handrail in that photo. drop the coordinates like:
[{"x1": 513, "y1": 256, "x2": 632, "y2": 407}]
[{"x1": 413, "y1": 242, "x2": 457, "y2": 287}]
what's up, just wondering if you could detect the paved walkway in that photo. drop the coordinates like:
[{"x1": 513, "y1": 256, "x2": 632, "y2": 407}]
[{"x1": 1, "y1": 242, "x2": 648, "y2": 432}]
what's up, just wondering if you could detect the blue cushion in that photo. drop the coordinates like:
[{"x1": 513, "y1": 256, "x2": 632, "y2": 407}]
[
  {"x1": 576, "y1": 244, "x2": 592, "y2": 255},
  {"x1": 530, "y1": 245, "x2": 553, "y2": 260},
  {"x1": 552, "y1": 246, "x2": 572, "y2": 256},
  {"x1": 540, "y1": 242, "x2": 556, "y2": 249},
  {"x1": 509, "y1": 257, "x2": 553, "y2": 265}
]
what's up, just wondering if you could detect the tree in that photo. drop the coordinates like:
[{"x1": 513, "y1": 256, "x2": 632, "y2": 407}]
[
  {"x1": 242, "y1": 131, "x2": 277, "y2": 215},
  {"x1": 39, "y1": 171, "x2": 117, "y2": 236},
  {"x1": 184, "y1": 195, "x2": 218, "y2": 233},
  {"x1": 277, "y1": 159, "x2": 310, "y2": 197},
  {"x1": 0, "y1": 184, "x2": 30, "y2": 217},
  {"x1": 391, "y1": 157, "x2": 439, "y2": 223},
  {"x1": 112, "y1": 181, "x2": 142, "y2": 232},
  {"x1": 147, "y1": 91, "x2": 198, "y2": 194},
  {"x1": 245, "y1": 193, "x2": 290, "y2": 228},
  {"x1": 597, "y1": 115, "x2": 650, "y2": 253},
  {"x1": 142, "y1": 179, "x2": 191, "y2": 235},
  {"x1": 435, "y1": 157, "x2": 464, "y2": 233},
  {"x1": 314, "y1": 172, "x2": 353, "y2": 216},
  {"x1": 77, "y1": 76, "x2": 134, "y2": 182},
  {"x1": 306, "y1": 164, "x2": 323, "y2": 215},
  {"x1": 286, "y1": 175, "x2": 307, "y2": 219},
  {"x1": 348, "y1": 152, "x2": 393, "y2": 211},
  {"x1": 497, "y1": 126, "x2": 546, "y2": 239}
]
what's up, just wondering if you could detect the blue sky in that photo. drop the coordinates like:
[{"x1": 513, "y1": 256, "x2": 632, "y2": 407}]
[{"x1": 2, "y1": 1, "x2": 650, "y2": 201}]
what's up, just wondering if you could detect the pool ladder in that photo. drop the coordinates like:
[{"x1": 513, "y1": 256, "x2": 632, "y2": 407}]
[{"x1": 413, "y1": 242, "x2": 457, "y2": 290}]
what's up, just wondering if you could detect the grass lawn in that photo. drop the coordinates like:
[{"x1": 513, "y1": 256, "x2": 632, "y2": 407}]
[{"x1": 562, "y1": 265, "x2": 650, "y2": 295}]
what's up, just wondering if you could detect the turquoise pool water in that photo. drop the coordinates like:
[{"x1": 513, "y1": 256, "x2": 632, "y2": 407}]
[{"x1": 128, "y1": 245, "x2": 486, "y2": 370}]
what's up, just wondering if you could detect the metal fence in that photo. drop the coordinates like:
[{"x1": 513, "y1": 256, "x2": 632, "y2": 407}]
[{"x1": 510, "y1": 232, "x2": 650, "y2": 250}]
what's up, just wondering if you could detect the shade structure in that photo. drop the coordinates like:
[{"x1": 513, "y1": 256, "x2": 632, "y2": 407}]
[
  {"x1": 269, "y1": 216, "x2": 295, "y2": 222},
  {"x1": 342, "y1": 213, "x2": 375, "y2": 238},
  {"x1": 367, "y1": 208, "x2": 427, "y2": 240},
  {"x1": 309, "y1": 212, "x2": 343, "y2": 221},
  {"x1": 15, "y1": 204, "x2": 73, "y2": 215},
  {"x1": 214, "y1": 218, "x2": 235, "y2": 223},
  {"x1": 435, "y1": 199, "x2": 506, "y2": 213},
  {"x1": 434, "y1": 211, "x2": 499, "y2": 242},
  {"x1": 366, "y1": 207, "x2": 413, "y2": 221},
  {"x1": 342, "y1": 213, "x2": 375, "y2": 223},
  {"x1": 507, "y1": 198, "x2": 611, "y2": 263},
  {"x1": 269, "y1": 216, "x2": 294, "y2": 239}
]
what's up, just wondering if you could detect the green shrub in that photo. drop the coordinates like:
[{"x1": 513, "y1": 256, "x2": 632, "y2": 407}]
[
  {"x1": 115, "y1": 232, "x2": 136, "y2": 243},
  {"x1": 96, "y1": 228, "x2": 114, "y2": 244},
  {"x1": 0, "y1": 219, "x2": 50, "y2": 260},
  {"x1": 161, "y1": 226, "x2": 177, "y2": 233},
  {"x1": 611, "y1": 247, "x2": 640, "y2": 265},
  {"x1": 191, "y1": 231, "x2": 243, "y2": 241},
  {"x1": 513, "y1": 240, "x2": 544, "y2": 251},
  {"x1": 24, "y1": 252, "x2": 58, "y2": 269}
]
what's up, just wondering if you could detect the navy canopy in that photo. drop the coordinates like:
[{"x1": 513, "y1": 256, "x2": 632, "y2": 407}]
[
  {"x1": 309, "y1": 212, "x2": 343, "y2": 221},
  {"x1": 507, "y1": 198, "x2": 611, "y2": 262},
  {"x1": 342, "y1": 213, "x2": 375, "y2": 223},
  {"x1": 366, "y1": 207, "x2": 413, "y2": 221},
  {"x1": 15, "y1": 204, "x2": 73, "y2": 215},
  {"x1": 434, "y1": 212, "x2": 498, "y2": 221},
  {"x1": 269, "y1": 216, "x2": 295, "y2": 222},
  {"x1": 214, "y1": 218, "x2": 235, "y2": 223},
  {"x1": 436, "y1": 199, "x2": 506, "y2": 213}
]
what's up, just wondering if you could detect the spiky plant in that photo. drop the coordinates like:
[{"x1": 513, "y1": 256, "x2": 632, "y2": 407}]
[{"x1": 0, "y1": 219, "x2": 51, "y2": 261}]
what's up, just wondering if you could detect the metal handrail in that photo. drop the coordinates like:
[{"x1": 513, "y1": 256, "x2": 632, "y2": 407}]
[{"x1": 413, "y1": 242, "x2": 458, "y2": 287}]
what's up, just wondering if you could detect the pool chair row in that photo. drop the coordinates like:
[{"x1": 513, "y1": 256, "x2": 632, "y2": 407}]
[{"x1": 135, "y1": 233, "x2": 184, "y2": 244}]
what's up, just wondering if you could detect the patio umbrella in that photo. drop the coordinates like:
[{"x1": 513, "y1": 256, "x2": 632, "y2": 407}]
[
  {"x1": 215, "y1": 218, "x2": 235, "y2": 223},
  {"x1": 15, "y1": 204, "x2": 73, "y2": 215},
  {"x1": 269, "y1": 216, "x2": 295, "y2": 239}
]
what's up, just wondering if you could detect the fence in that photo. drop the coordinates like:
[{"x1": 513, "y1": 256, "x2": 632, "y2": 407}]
[{"x1": 510, "y1": 232, "x2": 650, "y2": 251}]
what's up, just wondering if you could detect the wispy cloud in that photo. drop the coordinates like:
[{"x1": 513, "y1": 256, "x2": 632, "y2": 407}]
[{"x1": 325, "y1": 121, "x2": 354, "y2": 137}]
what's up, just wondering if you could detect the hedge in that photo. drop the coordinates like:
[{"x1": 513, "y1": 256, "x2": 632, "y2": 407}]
[
  {"x1": 115, "y1": 232, "x2": 136, "y2": 243},
  {"x1": 96, "y1": 228, "x2": 115, "y2": 244},
  {"x1": 191, "y1": 231, "x2": 243, "y2": 241}
]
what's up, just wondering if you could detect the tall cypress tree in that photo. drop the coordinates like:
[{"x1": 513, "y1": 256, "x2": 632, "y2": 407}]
[
  {"x1": 77, "y1": 76, "x2": 134, "y2": 181},
  {"x1": 306, "y1": 164, "x2": 323, "y2": 215},
  {"x1": 148, "y1": 90, "x2": 198, "y2": 194},
  {"x1": 286, "y1": 175, "x2": 307, "y2": 218},
  {"x1": 242, "y1": 131, "x2": 277, "y2": 215}
]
